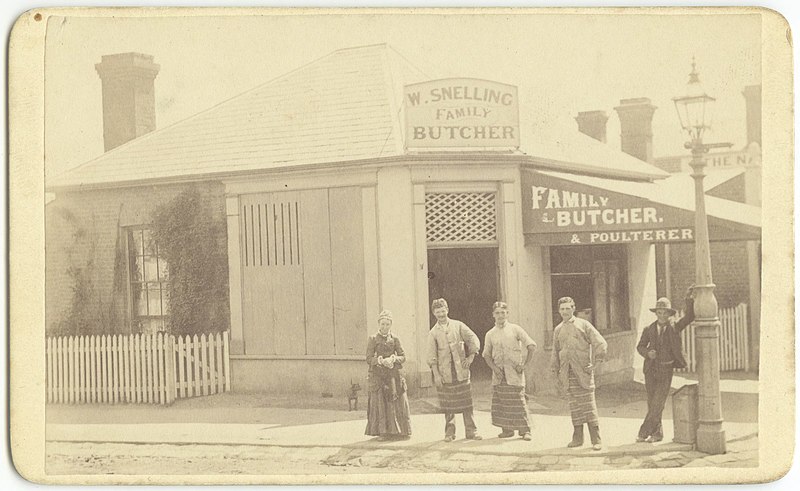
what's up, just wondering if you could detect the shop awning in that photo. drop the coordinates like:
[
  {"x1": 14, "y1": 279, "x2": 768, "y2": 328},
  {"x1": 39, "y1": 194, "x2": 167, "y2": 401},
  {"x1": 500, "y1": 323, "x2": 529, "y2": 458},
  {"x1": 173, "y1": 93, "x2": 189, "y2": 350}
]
[{"x1": 521, "y1": 169, "x2": 761, "y2": 246}]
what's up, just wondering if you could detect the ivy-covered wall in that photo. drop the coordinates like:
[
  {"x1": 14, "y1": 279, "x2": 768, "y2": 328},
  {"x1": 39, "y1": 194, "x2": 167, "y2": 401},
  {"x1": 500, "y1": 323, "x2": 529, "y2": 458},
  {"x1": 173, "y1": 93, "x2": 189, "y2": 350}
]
[
  {"x1": 151, "y1": 188, "x2": 230, "y2": 335},
  {"x1": 45, "y1": 182, "x2": 229, "y2": 336}
]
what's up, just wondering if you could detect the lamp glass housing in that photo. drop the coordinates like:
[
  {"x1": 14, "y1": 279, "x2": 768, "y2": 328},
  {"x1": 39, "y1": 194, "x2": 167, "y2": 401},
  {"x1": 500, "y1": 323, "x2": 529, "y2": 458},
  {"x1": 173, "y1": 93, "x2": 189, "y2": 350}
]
[{"x1": 673, "y1": 64, "x2": 716, "y2": 142}]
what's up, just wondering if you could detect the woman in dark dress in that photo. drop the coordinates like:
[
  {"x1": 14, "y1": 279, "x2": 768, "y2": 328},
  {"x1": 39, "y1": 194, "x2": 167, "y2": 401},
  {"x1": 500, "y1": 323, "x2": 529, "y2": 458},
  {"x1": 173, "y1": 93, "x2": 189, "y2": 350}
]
[{"x1": 364, "y1": 310, "x2": 412, "y2": 440}]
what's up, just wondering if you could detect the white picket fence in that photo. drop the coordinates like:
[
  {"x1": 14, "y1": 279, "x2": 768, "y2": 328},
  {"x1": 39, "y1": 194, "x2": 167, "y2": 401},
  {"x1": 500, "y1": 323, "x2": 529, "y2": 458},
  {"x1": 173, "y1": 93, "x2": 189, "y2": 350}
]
[
  {"x1": 46, "y1": 331, "x2": 230, "y2": 405},
  {"x1": 678, "y1": 303, "x2": 749, "y2": 372}
]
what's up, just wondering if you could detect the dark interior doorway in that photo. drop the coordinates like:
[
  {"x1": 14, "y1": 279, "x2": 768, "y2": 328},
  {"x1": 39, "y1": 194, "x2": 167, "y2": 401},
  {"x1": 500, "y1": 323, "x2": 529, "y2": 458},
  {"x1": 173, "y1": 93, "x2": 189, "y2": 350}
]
[
  {"x1": 427, "y1": 247, "x2": 499, "y2": 380},
  {"x1": 550, "y1": 273, "x2": 594, "y2": 326}
]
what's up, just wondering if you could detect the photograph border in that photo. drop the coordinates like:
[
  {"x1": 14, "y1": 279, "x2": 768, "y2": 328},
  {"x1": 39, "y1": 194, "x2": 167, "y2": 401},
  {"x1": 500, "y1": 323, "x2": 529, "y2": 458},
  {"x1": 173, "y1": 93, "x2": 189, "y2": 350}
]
[{"x1": 8, "y1": 6, "x2": 794, "y2": 485}]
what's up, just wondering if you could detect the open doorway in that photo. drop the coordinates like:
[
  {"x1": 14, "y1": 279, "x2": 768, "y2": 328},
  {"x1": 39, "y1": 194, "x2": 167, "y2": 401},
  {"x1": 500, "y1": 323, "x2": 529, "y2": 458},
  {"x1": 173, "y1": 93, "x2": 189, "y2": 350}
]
[
  {"x1": 427, "y1": 247, "x2": 499, "y2": 380},
  {"x1": 549, "y1": 245, "x2": 630, "y2": 334}
]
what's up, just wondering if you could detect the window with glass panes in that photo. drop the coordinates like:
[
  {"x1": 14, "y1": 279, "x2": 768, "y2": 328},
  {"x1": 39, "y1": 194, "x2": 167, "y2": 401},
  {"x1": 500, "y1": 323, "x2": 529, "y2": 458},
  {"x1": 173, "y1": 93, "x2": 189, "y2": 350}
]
[{"x1": 127, "y1": 228, "x2": 169, "y2": 333}]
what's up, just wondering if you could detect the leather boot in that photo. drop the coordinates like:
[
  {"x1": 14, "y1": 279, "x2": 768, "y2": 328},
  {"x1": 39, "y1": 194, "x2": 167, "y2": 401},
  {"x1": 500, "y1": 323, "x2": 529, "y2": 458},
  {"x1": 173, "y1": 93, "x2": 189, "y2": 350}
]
[
  {"x1": 588, "y1": 424, "x2": 602, "y2": 451},
  {"x1": 567, "y1": 425, "x2": 584, "y2": 448}
]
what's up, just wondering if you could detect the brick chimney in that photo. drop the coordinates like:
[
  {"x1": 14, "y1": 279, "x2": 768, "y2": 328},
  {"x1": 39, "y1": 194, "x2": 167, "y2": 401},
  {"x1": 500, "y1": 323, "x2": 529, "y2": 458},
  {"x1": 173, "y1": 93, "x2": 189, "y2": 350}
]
[
  {"x1": 95, "y1": 53, "x2": 160, "y2": 152},
  {"x1": 742, "y1": 85, "x2": 761, "y2": 146},
  {"x1": 575, "y1": 110, "x2": 609, "y2": 143},
  {"x1": 614, "y1": 98, "x2": 657, "y2": 163}
]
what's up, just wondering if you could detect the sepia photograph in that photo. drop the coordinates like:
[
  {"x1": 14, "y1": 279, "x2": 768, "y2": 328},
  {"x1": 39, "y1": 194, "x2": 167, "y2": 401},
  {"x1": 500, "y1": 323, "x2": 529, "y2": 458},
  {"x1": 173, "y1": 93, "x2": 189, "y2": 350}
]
[{"x1": 7, "y1": 6, "x2": 794, "y2": 485}]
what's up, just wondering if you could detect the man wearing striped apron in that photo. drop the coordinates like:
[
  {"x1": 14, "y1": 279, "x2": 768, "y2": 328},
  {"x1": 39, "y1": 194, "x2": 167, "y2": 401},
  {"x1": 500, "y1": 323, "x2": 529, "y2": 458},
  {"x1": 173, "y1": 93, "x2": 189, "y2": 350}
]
[
  {"x1": 483, "y1": 302, "x2": 537, "y2": 441},
  {"x1": 551, "y1": 296, "x2": 608, "y2": 451},
  {"x1": 427, "y1": 298, "x2": 482, "y2": 442}
]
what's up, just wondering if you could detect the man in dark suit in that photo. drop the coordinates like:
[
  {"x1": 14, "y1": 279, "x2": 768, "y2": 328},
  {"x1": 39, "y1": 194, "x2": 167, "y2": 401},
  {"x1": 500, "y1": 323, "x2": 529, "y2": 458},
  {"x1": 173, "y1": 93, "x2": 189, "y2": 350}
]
[{"x1": 636, "y1": 286, "x2": 695, "y2": 443}]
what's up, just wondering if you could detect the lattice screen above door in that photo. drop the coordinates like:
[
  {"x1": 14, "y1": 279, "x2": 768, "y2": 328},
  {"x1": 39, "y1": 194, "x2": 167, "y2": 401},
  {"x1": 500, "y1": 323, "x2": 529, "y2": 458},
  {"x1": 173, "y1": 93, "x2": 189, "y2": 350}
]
[{"x1": 425, "y1": 192, "x2": 498, "y2": 247}]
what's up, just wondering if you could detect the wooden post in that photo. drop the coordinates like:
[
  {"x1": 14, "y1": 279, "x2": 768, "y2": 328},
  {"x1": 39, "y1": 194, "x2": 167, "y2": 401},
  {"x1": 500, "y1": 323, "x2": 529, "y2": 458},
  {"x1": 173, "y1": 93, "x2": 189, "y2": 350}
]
[
  {"x1": 742, "y1": 304, "x2": 750, "y2": 371},
  {"x1": 725, "y1": 308, "x2": 731, "y2": 370},
  {"x1": 95, "y1": 335, "x2": 101, "y2": 403},
  {"x1": 730, "y1": 308, "x2": 735, "y2": 370},
  {"x1": 719, "y1": 309, "x2": 725, "y2": 371},
  {"x1": 66, "y1": 337, "x2": 73, "y2": 404},
  {"x1": 208, "y1": 334, "x2": 217, "y2": 395},
  {"x1": 148, "y1": 333, "x2": 154, "y2": 404},
  {"x1": 86, "y1": 335, "x2": 92, "y2": 403},
  {"x1": 106, "y1": 335, "x2": 113, "y2": 403},
  {"x1": 73, "y1": 336, "x2": 79, "y2": 404},
  {"x1": 143, "y1": 334, "x2": 150, "y2": 404},
  {"x1": 116, "y1": 335, "x2": 122, "y2": 403},
  {"x1": 177, "y1": 335, "x2": 186, "y2": 399},
  {"x1": 45, "y1": 338, "x2": 49, "y2": 403},
  {"x1": 200, "y1": 334, "x2": 208, "y2": 396},
  {"x1": 72, "y1": 336, "x2": 79, "y2": 404},
  {"x1": 107, "y1": 334, "x2": 114, "y2": 402},
  {"x1": 63, "y1": 337, "x2": 70, "y2": 404},
  {"x1": 138, "y1": 333, "x2": 144, "y2": 404},
  {"x1": 97, "y1": 334, "x2": 103, "y2": 403},
  {"x1": 78, "y1": 336, "x2": 85, "y2": 403},
  {"x1": 57, "y1": 337, "x2": 64, "y2": 404},
  {"x1": 111, "y1": 335, "x2": 118, "y2": 404},
  {"x1": 149, "y1": 333, "x2": 156, "y2": 404},
  {"x1": 46, "y1": 338, "x2": 52, "y2": 403},
  {"x1": 97, "y1": 335, "x2": 105, "y2": 403},
  {"x1": 165, "y1": 334, "x2": 176, "y2": 404},
  {"x1": 97, "y1": 335, "x2": 103, "y2": 404},
  {"x1": 157, "y1": 333, "x2": 165, "y2": 405},
  {"x1": 215, "y1": 333, "x2": 223, "y2": 394},
  {"x1": 726, "y1": 309, "x2": 732, "y2": 370},
  {"x1": 223, "y1": 331, "x2": 231, "y2": 392},
  {"x1": 88, "y1": 336, "x2": 95, "y2": 403},
  {"x1": 192, "y1": 335, "x2": 201, "y2": 397},
  {"x1": 73, "y1": 336, "x2": 78, "y2": 404},
  {"x1": 68, "y1": 336, "x2": 74, "y2": 403},
  {"x1": 131, "y1": 334, "x2": 137, "y2": 403},
  {"x1": 151, "y1": 333, "x2": 158, "y2": 403},
  {"x1": 122, "y1": 335, "x2": 129, "y2": 403}
]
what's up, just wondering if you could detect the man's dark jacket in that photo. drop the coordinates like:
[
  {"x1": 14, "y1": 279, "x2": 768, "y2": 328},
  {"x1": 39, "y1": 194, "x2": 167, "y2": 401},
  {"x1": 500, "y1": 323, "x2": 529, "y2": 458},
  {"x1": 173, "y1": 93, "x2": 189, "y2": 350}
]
[{"x1": 637, "y1": 299, "x2": 695, "y2": 373}]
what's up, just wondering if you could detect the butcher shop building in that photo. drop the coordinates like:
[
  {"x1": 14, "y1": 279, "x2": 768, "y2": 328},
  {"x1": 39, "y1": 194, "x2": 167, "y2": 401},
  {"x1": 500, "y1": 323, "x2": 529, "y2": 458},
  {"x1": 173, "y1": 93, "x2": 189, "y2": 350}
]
[{"x1": 45, "y1": 45, "x2": 761, "y2": 396}]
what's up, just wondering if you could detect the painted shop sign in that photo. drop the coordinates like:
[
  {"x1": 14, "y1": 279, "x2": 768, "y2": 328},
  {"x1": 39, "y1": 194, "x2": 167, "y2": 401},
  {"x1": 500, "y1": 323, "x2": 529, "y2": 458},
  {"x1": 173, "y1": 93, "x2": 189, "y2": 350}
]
[
  {"x1": 526, "y1": 228, "x2": 695, "y2": 246},
  {"x1": 656, "y1": 147, "x2": 761, "y2": 173},
  {"x1": 705, "y1": 150, "x2": 759, "y2": 168},
  {"x1": 404, "y1": 78, "x2": 520, "y2": 148},
  {"x1": 521, "y1": 170, "x2": 697, "y2": 241}
]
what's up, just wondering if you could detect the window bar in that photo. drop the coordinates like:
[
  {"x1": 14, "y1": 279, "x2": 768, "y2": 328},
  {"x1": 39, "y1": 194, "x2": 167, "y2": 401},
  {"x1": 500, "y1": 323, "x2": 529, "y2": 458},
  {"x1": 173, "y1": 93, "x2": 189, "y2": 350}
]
[
  {"x1": 294, "y1": 202, "x2": 301, "y2": 265},
  {"x1": 257, "y1": 203, "x2": 263, "y2": 266},
  {"x1": 249, "y1": 204, "x2": 256, "y2": 267},
  {"x1": 264, "y1": 202, "x2": 270, "y2": 266},
  {"x1": 281, "y1": 203, "x2": 286, "y2": 265},
  {"x1": 242, "y1": 205, "x2": 249, "y2": 267},
  {"x1": 288, "y1": 202, "x2": 294, "y2": 265},
  {"x1": 143, "y1": 283, "x2": 150, "y2": 318},
  {"x1": 272, "y1": 203, "x2": 278, "y2": 266}
]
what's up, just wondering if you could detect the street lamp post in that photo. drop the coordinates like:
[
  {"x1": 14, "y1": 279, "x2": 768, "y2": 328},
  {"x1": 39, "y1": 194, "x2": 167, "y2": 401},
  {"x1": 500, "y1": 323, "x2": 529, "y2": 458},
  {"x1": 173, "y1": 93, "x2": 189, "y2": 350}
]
[{"x1": 672, "y1": 59, "x2": 729, "y2": 455}]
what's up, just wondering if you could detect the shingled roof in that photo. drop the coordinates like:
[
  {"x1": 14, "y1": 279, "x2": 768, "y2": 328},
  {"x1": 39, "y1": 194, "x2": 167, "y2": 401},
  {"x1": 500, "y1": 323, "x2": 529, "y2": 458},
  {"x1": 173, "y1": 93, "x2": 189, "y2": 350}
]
[{"x1": 49, "y1": 44, "x2": 669, "y2": 189}]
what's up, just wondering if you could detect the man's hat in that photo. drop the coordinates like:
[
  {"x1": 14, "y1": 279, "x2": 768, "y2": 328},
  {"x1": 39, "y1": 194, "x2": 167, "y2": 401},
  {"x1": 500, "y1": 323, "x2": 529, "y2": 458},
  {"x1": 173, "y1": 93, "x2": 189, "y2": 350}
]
[{"x1": 649, "y1": 297, "x2": 676, "y2": 315}]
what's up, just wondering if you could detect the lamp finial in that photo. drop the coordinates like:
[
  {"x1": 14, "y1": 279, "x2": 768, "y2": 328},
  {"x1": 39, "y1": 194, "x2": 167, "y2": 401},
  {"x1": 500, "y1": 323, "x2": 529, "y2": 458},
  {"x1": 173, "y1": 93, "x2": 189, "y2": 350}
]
[{"x1": 688, "y1": 57, "x2": 700, "y2": 84}]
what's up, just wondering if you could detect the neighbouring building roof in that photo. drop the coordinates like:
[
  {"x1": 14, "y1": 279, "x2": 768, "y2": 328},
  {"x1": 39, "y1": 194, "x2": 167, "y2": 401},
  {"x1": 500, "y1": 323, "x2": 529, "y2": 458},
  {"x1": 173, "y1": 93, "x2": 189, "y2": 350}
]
[
  {"x1": 519, "y1": 128, "x2": 668, "y2": 181},
  {"x1": 48, "y1": 44, "x2": 669, "y2": 190},
  {"x1": 660, "y1": 168, "x2": 747, "y2": 194}
]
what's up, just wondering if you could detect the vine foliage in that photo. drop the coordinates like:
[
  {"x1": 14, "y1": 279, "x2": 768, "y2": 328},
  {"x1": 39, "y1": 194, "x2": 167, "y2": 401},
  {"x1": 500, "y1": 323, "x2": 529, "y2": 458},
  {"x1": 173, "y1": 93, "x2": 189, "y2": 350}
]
[
  {"x1": 150, "y1": 187, "x2": 230, "y2": 335},
  {"x1": 55, "y1": 208, "x2": 126, "y2": 337}
]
